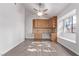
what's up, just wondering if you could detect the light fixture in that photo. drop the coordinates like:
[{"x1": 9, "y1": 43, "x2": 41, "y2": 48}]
[
  {"x1": 37, "y1": 11, "x2": 43, "y2": 16},
  {"x1": 32, "y1": 3, "x2": 48, "y2": 17}
]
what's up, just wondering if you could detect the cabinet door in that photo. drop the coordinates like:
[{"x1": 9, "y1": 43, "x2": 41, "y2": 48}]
[
  {"x1": 49, "y1": 16, "x2": 57, "y2": 28},
  {"x1": 34, "y1": 33, "x2": 42, "y2": 41},
  {"x1": 51, "y1": 33, "x2": 57, "y2": 42},
  {"x1": 33, "y1": 19, "x2": 49, "y2": 28},
  {"x1": 52, "y1": 17, "x2": 57, "y2": 28}
]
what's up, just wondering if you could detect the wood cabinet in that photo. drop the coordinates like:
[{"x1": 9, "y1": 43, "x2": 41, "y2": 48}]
[
  {"x1": 49, "y1": 16, "x2": 57, "y2": 42},
  {"x1": 33, "y1": 19, "x2": 49, "y2": 41},
  {"x1": 33, "y1": 17, "x2": 57, "y2": 42},
  {"x1": 34, "y1": 32, "x2": 42, "y2": 41},
  {"x1": 51, "y1": 33, "x2": 57, "y2": 42},
  {"x1": 33, "y1": 19, "x2": 49, "y2": 29},
  {"x1": 49, "y1": 16, "x2": 57, "y2": 30}
]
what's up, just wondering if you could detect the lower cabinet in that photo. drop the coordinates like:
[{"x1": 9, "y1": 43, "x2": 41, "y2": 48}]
[
  {"x1": 34, "y1": 32, "x2": 42, "y2": 41},
  {"x1": 51, "y1": 33, "x2": 57, "y2": 42}
]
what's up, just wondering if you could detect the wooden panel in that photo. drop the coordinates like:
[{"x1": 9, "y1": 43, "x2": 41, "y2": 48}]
[
  {"x1": 49, "y1": 16, "x2": 57, "y2": 32},
  {"x1": 37, "y1": 20, "x2": 49, "y2": 28},
  {"x1": 49, "y1": 16, "x2": 57, "y2": 29},
  {"x1": 33, "y1": 17, "x2": 57, "y2": 42},
  {"x1": 51, "y1": 33, "x2": 57, "y2": 42},
  {"x1": 33, "y1": 29, "x2": 51, "y2": 33},
  {"x1": 33, "y1": 19, "x2": 50, "y2": 40},
  {"x1": 33, "y1": 20, "x2": 35, "y2": 28},
  {"x1": 34, "y1": 32, "x2": 42, "y2": 41},
  {"x1": 49, "y1": 16, "x2": 57, "y2": 42},
  {"x1": 33, "y1": 19, "x2": 49, "y2": 28}
]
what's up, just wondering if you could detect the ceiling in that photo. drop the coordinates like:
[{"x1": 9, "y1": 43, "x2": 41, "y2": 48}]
[{"x1": 24, "y1": 3, "x2": 70, "y2": 18}]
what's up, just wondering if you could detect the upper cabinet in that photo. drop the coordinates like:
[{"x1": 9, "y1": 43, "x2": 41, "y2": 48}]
[
  {"x1": 49, "y1": 16, "x2": 57, "y2": 32},
  {"x1": 33, "y1": 16, "x2": 57, "y2": 33},
  {"x1": 33, "y1": 19, "x2": 49, "y2": 29},
  {"x1": 33, "y1": 17, "x2": 57, "y2": 31}
]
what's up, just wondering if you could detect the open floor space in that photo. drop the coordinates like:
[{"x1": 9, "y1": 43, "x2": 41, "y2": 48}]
[{"x1": 3, "y1": 39, "x2": 77, "y2": 56}]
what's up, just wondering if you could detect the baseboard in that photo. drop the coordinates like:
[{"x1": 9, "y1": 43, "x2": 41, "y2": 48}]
[
  {"x1": 2, "y1": 39, "x2": 25, "y2": 56},
  {"x1": 58, "y1": 42, "x2": 78, "y2": 56},
  {"x1": 25, "y1": 38, "x2": 51, "y2": 41},
  {"x1": 25, "y1": 38, "x2": 34, "y2": 40}
]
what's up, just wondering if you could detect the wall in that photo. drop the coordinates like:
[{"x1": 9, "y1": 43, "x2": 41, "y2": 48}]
[
  {"x1": 0, "y1": 3, "x2": 25, "y2": 55},
  {"x1": 58, "y1": 3, "x2": 79, "y2": 55}
]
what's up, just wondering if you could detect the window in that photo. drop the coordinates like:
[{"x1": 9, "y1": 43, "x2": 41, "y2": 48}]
[
  {"x1": 64, "y1": 14, "x2": 76, "y2": 33},
  {"x1": 58, "y1": 9, "x2": 77, "y2": 43},
  {"x1": 73, "y1": 15, "x2": 76, "y2": 32}
]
